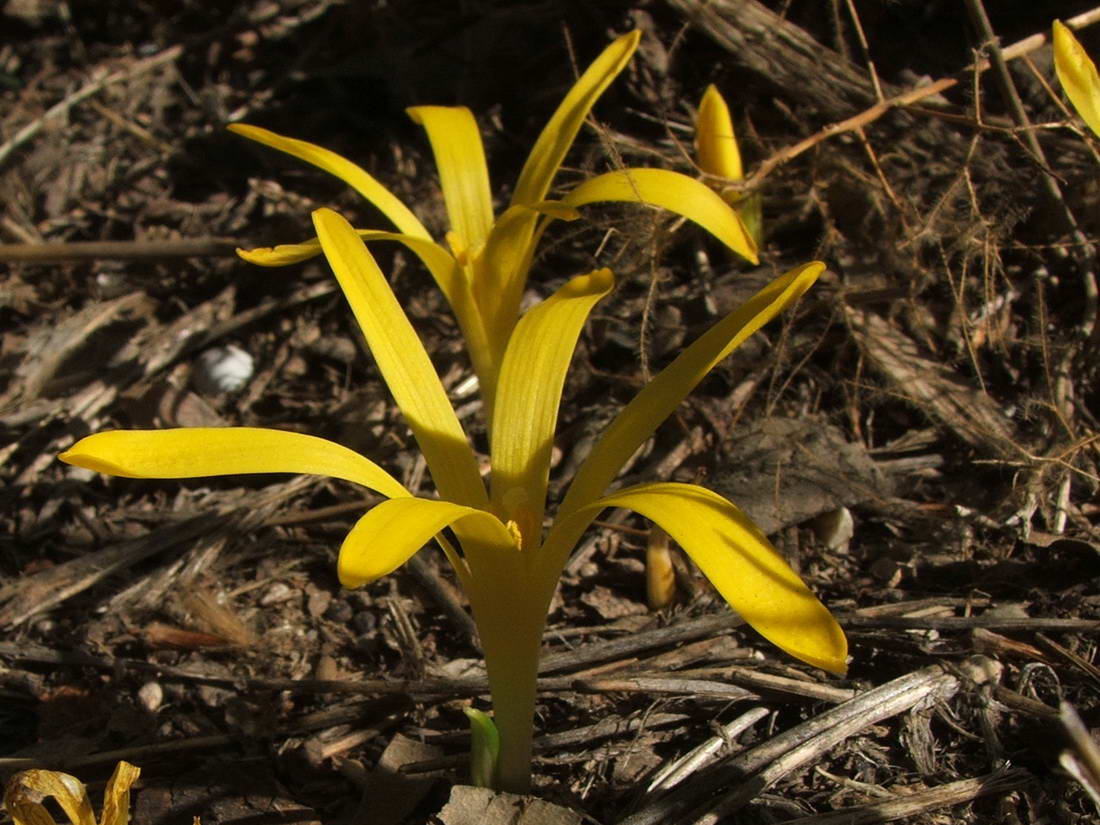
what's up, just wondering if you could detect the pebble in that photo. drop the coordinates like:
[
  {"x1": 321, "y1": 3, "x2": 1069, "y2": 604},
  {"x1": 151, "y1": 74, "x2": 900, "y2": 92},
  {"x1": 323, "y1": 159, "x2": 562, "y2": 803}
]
[
  {"x1": 137, "y1": 681, "x2": 163, "y2": 713},
  {"x1": 193, "y1": 344, "x2": 254, "y2": 394},
  {"x1": 324, "y1": 599, "x2": 354, "y2": 623},
  {"x1": 260, "y1": 581, "x2": 296, "y2": 606}
]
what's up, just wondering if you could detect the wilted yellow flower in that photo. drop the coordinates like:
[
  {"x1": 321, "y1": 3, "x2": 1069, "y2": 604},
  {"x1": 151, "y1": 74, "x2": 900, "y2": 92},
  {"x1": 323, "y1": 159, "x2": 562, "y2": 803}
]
[{"x1": 3, "y1": 762, "x2": 140, "y2": 825}]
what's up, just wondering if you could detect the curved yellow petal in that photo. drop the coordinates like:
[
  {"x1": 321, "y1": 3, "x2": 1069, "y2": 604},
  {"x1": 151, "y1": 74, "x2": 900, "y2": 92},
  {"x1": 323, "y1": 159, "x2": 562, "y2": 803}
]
[
  {"x1": 1054, "y1": 20, "x2": 1100, "y2": 139},
  {"x1": 312, "y1": 208, "x2": 487, "y2": 509},
  {"x1": 563, "y1": 167, "x2": 758, "y2": 264},
  {"x1": 696, "y1": 84, "x2": 742, "y2": 181},
  {"x1": 548, "y1": 482, "x2": 847, "y2": 674},
  {"x1": 338, "y1": 496, "x2": 515, "y2": 588},
  {"x1": 559, "y1": 261, "x2": 823, "y2": 519},
  {"x1": 407, "y1": 106, "x2": 495, "y2": 252},
  {"x1": 511, "y1": 30, "x2": 640, "y2": 207},
  {"x1": 490, "y1": 268, "x2": 614, "y2": 545},
  {"x1": 59, "y1": 428, "x2": 410, "y2": 499},
  {"x1": 228, "y1": 123, "x2": 431, "y2": 240}
]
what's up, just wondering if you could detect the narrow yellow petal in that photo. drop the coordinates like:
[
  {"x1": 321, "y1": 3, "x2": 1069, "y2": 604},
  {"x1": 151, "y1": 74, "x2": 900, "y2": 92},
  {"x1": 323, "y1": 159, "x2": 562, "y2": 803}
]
[
  {"x1": 563, "y1": 168, "x2": 758, "y2": 264},
  {"x1": 559, "y1": 262, "x2": 823, "y2": 519},
  {"x1": 338, "y1": 496, "x2": 514, "y2": 588},
  {"x1": 550, "y1": 482, "x2": 847, "y2": 674},
  {"x1": 60, "y1": 428, "x2": 409, "y2": 499},
  {"x1": 1054, "y1": 20, "x2": 1100, "y2": 139},
  {"x1": 511, "y1": 30, "x2": 641, "y2": 207},
  {"x1": 407, "y1": 106, "x2": 495, "y2": 252},
  {"x1": 490, "y1": 268, "x2": 614, "y2": 544},
  {"x1": 312, "y1": 208, "x2": 488, "y2": 508},
  {"x1": 696, "y1": 84, "x2": 743, "y2": 181},
  {"x1": 228, "y1": 123, "x2": 432, "y2": 239}
]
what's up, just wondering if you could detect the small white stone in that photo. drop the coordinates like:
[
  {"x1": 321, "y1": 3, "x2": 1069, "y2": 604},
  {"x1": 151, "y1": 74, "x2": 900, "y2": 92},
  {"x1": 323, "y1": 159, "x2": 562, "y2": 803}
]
[
  {"x1": 193, "y1": 345, "x2": 254, "y2": 394},
  {"x1": 138, "y1": 681, "x2": 164, "y2": 713},
  {"x1": 261, "y1": 581, "x2": 295, "y2": 606},
  {"x1": 812, "y1": 506, "x2": 855, "y2": 551}
]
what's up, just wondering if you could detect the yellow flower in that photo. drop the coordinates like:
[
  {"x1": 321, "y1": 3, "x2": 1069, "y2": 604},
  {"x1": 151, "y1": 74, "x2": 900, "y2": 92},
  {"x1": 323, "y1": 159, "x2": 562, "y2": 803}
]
[
  {"x1": 3, "y1": 762, "x2": 140, "y2": 825},
  {"x1": 62, "y1": 210, "x2": 845, "y2": 792},
  {"x1": 227, "y1": 31, "x2": 758, "y2": 416},
  {"x1": 60, "y1": 30, "x2": 848, "y2": 794},
  {"x1": 1054, "y1": 20, "x2": 1100, "y2": 139}
]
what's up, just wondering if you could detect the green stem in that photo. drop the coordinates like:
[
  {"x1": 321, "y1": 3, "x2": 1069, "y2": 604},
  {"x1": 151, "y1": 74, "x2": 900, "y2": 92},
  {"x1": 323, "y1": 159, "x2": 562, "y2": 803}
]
[
  {"x1": 480, "y1": 616, "x2": 543, "y2": 793},
  {"x1": 467, "y1": 557, "x2": 554, "y2": 794}
]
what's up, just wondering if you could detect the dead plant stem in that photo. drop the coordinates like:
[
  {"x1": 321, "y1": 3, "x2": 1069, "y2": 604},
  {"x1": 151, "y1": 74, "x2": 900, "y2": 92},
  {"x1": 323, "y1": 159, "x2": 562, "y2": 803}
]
[{"x1": 963, "y1": 0, "x2": 1099, "y2": 343}]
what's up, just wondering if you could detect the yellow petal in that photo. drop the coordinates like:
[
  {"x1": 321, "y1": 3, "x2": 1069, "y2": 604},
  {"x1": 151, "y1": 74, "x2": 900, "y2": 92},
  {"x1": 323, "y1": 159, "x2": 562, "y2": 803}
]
[
  {"x1": 559, "y1": 262, "x2": 823, "y2": 518},
  {"x1": 3, "y1": 769, "x2": 98, "y2": 825},
  {"x1": 99, "y1": 762, "x2": 141, "y2": 825},
  {"x1": 563, "y1": 168, "x2": 758, "y2": 264},
  {"x1": 1054, "y1": 20, "x2": 1100, "y2": 139},
  {"x1": 312, "y1": 208, "x2": 487, "y2": 509},
  {"x1": 511, "y1": 30, "x2": 641, "y2": 207},
  {"x1": 490, "y1": 268, "x2": 614, "y2": 544},
  {"x1": 696, "y1": 84, "x2": 743, "y2": 181},
  {"x1": 550, "y1": 482, "x2": 847, "y2": 674},
  {"x1": 338, "y1": 496, "x2": 514, "y2": 588},
  {"x1": 407, "y1": 106, "x2": 495, "y2": 252},
  {"x1": 60, "y1": 428, "x2": 409, "y2": 499},
  {"x1": 228, "y1": 123, "x2": 431, "y2": 239}
]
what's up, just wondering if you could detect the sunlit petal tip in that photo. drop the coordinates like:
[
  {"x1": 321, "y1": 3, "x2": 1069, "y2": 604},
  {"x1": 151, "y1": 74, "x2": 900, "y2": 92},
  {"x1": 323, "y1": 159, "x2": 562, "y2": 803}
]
[
  {"x1": 696, "y1": 84, "x2": 743, "y2": 182},
  {"x1": 561, "y1": 266, "x2": 614, "y2": 296},
  {"x1": 1054, "y1": 20, "x2": 1100, "y2": 139},
  {"x1": 59, "y1": 435, "x2": 136, "y2": 477},
  {"x1": 236, "y1": 242, "x2": 321, "y2": 267},
  {"x1": 226, "y1": 121, "x2": 265, "y2": 140}
]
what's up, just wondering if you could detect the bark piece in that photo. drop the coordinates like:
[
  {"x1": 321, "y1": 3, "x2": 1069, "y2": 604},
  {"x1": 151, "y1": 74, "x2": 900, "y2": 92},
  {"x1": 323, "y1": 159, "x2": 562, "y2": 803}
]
[
  {"x1": 665, "y1": 0, "x2": 885, "y2": 117},
  {"x1": 846, "y1": 306, "x2": 1018, "y2": 456},
  {"x1": 710, "y1": 416, "x2": 892, "y2": 536}
]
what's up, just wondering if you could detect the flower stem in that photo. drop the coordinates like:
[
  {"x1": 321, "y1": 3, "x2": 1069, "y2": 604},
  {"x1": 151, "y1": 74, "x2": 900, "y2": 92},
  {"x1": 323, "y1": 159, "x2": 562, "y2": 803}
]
[{"x1": 467, "y1": 558, "x2": 554, "y2": 794}]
